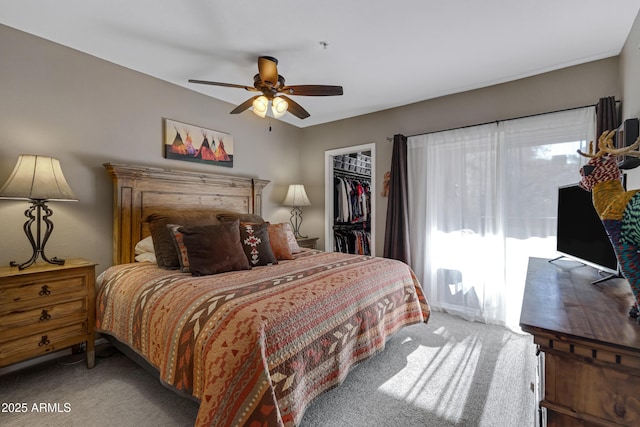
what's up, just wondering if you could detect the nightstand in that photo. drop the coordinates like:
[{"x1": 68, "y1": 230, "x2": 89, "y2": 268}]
[
  {"x1": 296, "y1": 237, "x2": 319, "y2": 249},
  {"x1": 0, "y1": 258, "x2": 97, "y2": 369}
]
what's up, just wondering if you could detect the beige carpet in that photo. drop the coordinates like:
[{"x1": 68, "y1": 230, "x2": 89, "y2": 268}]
[{"x1": 0, "y1": 312, "x2": 537, "y2": 426}]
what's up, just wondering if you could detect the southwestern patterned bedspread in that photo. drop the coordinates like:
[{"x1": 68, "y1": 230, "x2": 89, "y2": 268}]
[{"x1": 95, "y1": 250, "x2": 430, "y2": 426}]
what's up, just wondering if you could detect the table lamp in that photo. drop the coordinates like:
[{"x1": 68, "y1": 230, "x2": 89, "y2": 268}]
[
  {"x1": 282, "y1": 184, "x2": 311, "y2": 239},
  {"x1": 0, "y1": 155, "x2": 77, "y2": 269}
]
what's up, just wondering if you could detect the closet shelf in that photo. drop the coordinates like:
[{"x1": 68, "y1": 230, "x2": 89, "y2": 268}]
[{"x1": 333, "y1": 153, "x2": 371, "y2": 176}]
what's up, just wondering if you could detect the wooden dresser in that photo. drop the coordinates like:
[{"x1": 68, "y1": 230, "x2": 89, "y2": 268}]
[
  {"x1": 0, "y1": 259, "x2": 96, "y2": 369},
  {"x1": 520, "y1": 257, "x2": 640, "y2": 426}
]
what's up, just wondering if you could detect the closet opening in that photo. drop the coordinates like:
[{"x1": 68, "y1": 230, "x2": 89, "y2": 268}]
[{"x1": 324, "y1": 143, "x2": 375, "y2": 255}]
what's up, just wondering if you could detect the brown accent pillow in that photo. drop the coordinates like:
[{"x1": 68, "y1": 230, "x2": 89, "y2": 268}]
[
  {"x1": 146, "y1": 210, "x2": 221, "y2": 269},
  {"x1": 268, "y1": 223, "x2": 294, "y2": 260},
  {"x1": 239, "y1": 222, "x2": 277, "y2": 266},
  {"x1": 217, "y1": 211, "x2": 265, "y2": 224},
  {"x1": 167, "y1": 224, "x2": 190, "y2": 273},
  {"x1": 178, "y1": 220, "x2": 251, "y2": 276}
]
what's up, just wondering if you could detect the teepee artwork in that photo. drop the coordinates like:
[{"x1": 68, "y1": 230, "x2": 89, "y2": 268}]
[{"x1": 163, "y1": 118, "x2": 234, "y2": 167}]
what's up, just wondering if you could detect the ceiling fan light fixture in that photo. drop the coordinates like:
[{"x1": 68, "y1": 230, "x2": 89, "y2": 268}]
[
  {"x1": 271, "y1": 97, "x2": 288, "y2": 118},
  {"x1": 190, "y1": 56, "x2": 342, "y2": 120},
  {"x1": 252, "y1": 95, "x2": 268, "y2": 118}
]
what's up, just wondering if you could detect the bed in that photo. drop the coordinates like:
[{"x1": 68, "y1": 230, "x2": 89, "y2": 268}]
[{"x1": 96, "y1": 163, "x2": 430, "y2": 426}]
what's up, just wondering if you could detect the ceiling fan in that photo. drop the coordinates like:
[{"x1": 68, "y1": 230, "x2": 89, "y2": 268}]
[{"x1": 189, "y1": 56, "x2": 343, "y2": 120}]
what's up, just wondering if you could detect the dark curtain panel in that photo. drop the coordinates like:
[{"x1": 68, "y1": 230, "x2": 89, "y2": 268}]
[
  {"x1": 596, "y1": 96, "x2": 618, "y2": 137},
  {"x1": 383, "y1": 134, "x2": 411, "y2": 264}
]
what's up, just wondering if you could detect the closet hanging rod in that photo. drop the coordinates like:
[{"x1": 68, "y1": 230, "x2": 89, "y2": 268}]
[
  {"x1": 333, "y1": 169, "x2": 371, "y2": 179},
  {"x1": 334, "y1": 222, "x2": 368, "y2": 230}
]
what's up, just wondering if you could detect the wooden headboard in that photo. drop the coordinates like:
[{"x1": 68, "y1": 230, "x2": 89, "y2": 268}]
[{"x1": 104, "y1": 163, "x2": 270, "y2": 265}]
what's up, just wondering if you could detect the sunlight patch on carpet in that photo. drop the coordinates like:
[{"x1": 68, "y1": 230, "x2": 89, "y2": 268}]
[{"x1": 377, "y1": 332, "x2": 482, "y2": 423}]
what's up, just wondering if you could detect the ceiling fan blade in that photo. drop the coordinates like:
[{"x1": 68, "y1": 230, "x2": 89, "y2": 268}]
[
  {"x1": 230, "y1": 95, "x2": 261, "y2": 114},
  {"x1": 189, "y1": 79, "x2": 257, "y2": 91},
  {"x1": 281, "y1": 85, "x2": 343, "y2": 96},
  {"x1": 280, "y1": 95, "x2": 310, "y2": 119},
  {"x1": 258, "y1": 56, "x2": 279, "y2": 84}
]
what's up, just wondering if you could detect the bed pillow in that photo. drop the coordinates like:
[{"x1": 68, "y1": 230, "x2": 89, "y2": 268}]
[
  {"x1": 267, "y1": 223, "x2": 294, "y2": 260},
  {"x1": 217, "y1": 211, "x2": 265, "y2": 224},
  {"x1": 135, "y1": 252, "x2": 157, "y2": 263},
  {"x1": 281, "y1": 222, "x2": 302, "y2": 254},
  {"x1": 146, "y1": 210, "x2": 221, "y2": 269},
  {"x1": 239, "y1": 222, "x2": 277, "y2": 266},
  {"x1": 178, "y1": 220, "x2": 251, "y2": 276},
  {"x1": 134, "y1": 236, "x2": 157, "y2": 263},
  {"x1": 167, "y1": 224, "x2": 190, "y2": 273}
]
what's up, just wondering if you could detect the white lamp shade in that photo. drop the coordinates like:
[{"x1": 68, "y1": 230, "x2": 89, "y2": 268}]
[
  {"x1": 271, "y1": 97, "x2": 288, "y2": 118},
  {"x1": 283, "y1": 184, "x2": 311, "y2": 207},
  {"x1": 0, "y1": 154, "x2": 77, "y2": 201},
  {"x1": 252, "y1": 95, "x2": 268, "y2": 118}
]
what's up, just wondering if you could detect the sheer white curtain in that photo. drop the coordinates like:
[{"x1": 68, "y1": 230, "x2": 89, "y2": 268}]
[{"x1": 408, "y1": 107, "x2": 595, "y2": 327}]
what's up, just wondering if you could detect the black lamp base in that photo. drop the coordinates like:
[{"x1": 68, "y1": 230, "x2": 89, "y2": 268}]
[
  {"x1": 289, "y1": 206, "x2": 307, "y2": 239},
  {"x1": 11, "y1": 256, "x2": 65, "y2": 271},
  {"x1": 10, "y1": 199, "x2": 65, "y2": 270}
]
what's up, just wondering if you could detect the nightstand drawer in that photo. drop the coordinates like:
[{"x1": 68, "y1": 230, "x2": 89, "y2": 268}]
[
  {"x1": 0, "y1": 298, "x2": 88, "y2": 342},
  {"x1": 0, "y1": 322, "x2": 87, "y2": 366},
  {"x1": 0, "y1": 275, "x2": 87, "y2": 308},
  {"x1": 0, "y1": 259, "x2": 96, "y2": 369}
]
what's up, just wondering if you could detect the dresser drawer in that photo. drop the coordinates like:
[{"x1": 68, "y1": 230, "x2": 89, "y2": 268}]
[
  {"x1": 0, "y1": 322, "x2": 88, "y2": 367},
  {"x1": 543, "y1": 352, "x2": 640, "y2": 426},
  {"x1": 0, "y1": 298, "x2": 87, "y2": 343},
  {"x1": 0, "y1": 275, "x2": 87, "y2": 308}
]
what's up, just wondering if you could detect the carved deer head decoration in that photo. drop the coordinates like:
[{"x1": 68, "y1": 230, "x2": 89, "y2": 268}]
[
  {"x1": 579, "y1": 130, "x2": 640, "y2": 190},
  {"x1": 577, "y1": 130, "x2": 640, "y2": 320}
]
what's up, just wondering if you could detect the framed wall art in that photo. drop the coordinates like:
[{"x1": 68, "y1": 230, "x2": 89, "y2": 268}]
[{"x1": 163, "y1": 118, "x2": 234, "y2": 168}]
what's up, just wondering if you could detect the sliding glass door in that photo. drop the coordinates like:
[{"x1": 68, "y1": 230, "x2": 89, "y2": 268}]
[{"x1": 408, "y1": 107, "x2": 595, "y2": 327}]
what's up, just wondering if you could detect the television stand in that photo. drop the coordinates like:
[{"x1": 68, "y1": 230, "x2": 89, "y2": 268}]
[
  {"x1": 548, "y1": 256, "x2": 621, "y2": 284},
  {"x1": 592, "y1": 270, "x2": 624, "y2": 284},
  {"x1": 520, "y1": 257, "x2": 640, "y2": 426}
]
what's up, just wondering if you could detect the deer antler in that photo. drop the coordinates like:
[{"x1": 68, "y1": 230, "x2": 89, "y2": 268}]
[
  {"x1": 578, "y1": 140, "x2": 595, "y2": 158},
  {"x1": 618, "y1": 136, "x2": 640, "y2": 158},
  {"x1": 577, "y1": 130, "x2": 615, "y2": 158},
  {"x1": 577, "y1": 130, "x2": 640, "y2": 158}
]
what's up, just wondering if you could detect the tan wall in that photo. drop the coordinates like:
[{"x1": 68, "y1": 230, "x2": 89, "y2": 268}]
[
  {"x1": 620, "y1": 11, "x2": 640, "y2": 189},
  {"x1": 0, "y1": 24, "x2": 303, "y2": 273},
  {"x1": 302, "y1": 58, "x2": 620, "y2": 255},
  {"x1": 621, "y1": 11, "x2": 640, "y2": 120}
]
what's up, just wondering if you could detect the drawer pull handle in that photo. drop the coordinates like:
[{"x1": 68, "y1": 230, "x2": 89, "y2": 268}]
[
  {"x1": 39, "y1": 309, "x2": 51, "y2": 321},
  {"x1": 38, "y1": 335, "x2": 50, "y2": 346},
  {"x1": 39, "y1": 285, "x2": 51, "y2": 296}
]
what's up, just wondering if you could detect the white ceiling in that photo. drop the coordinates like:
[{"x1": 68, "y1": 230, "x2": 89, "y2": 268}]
[{"x1": 1, "y1": 1, "x2": 639, "y2": 128}]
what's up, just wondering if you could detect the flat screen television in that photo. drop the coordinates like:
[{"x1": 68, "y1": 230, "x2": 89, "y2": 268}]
[{"x1": 556, "y1": 183, "x2": 619, "y2": 276}]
